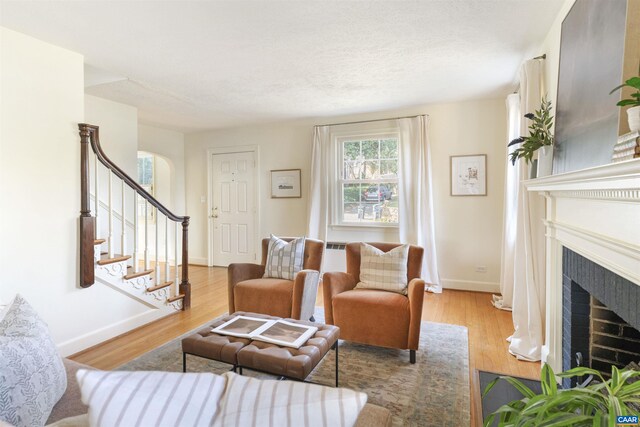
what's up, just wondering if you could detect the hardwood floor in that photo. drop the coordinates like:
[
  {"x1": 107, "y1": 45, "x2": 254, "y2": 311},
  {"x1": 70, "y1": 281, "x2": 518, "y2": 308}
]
[{"x1": 70, "y1": 265, "x2": 540, "y2": 425}]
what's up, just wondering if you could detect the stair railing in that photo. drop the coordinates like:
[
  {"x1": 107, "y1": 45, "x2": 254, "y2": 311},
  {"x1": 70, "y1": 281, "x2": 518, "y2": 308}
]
[{"x1": 79, "y1": 123, "x2": 190, "y2": 309}]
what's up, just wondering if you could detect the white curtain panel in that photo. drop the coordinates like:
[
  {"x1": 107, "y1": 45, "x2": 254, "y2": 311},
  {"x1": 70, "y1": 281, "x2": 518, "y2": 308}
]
[
  {"x1": 508, "y1": 59, "x2": 547, "y2": 362},
  {"x1": 493, "y1": 93, "x2": 522, "y2": 311},
  {"x1": 307, "y1": 126, "x2": 331, "y2": 242},
  {"x1": 397, "y1": 116, "x2": 441, "y2": 292}
]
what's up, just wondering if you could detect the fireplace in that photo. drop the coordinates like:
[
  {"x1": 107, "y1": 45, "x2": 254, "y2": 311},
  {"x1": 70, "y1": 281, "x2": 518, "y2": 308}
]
[
  {"x1": 524, "y1": 160, "x2": 640, "y2": 376},
  {"x1": 562, "y1": 248, "x2": 640, "y2": 387}
]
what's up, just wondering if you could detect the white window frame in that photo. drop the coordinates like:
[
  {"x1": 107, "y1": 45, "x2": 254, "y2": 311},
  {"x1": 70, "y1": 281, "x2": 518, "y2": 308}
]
[{"x1": 332, "y1": 130, "x2": 400, "y2": 228}]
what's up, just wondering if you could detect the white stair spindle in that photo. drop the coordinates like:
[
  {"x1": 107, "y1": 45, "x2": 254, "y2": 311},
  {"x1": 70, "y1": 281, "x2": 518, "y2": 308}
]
[
  {"x1": 108, "y1": 170, "x2": 113, "y2": 258},
  {"x1": 121, "y1": 180, "x2": 126, "y2": 261},
  {"x1": 174, "y1": 221, "x2": 179, "y2": 296},
  {"x1": 165, "y1": 215, "x2": 169, "y2": 284},
  {"x1": 155, "y1": 207, "x2": 160, "y2": 283},
  {"x1": 144, "y1": 200, "x2": 149, "y2": 270},
  {"x1": 133, "y1": 192, "x2": 139, "y2": 273},
  {"x1": 94, "y1": 154, "x2": 99, "y2": 238}
]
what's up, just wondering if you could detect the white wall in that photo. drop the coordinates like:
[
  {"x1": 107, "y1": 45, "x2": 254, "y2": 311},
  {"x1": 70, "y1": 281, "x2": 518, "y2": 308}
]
[
  {"x1": 0, "y1": 28, "x2": 175, "y2": 355},
  {"x1": 185, "y1": 98, "x2": 506, "y2": 292},
  {"x1": 85, "y1": 95, "x2": 138, "y2": 178}
]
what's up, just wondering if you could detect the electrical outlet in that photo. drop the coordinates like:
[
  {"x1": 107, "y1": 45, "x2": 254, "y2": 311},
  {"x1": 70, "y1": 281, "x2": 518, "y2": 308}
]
[{"x1": 475, "y1": 266, "x2": 487, "y2": 273}]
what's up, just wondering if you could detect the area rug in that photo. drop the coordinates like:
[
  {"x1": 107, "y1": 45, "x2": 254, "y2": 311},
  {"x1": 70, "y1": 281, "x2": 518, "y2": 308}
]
[{"x1": 118, "y1": 309, "x2": 470, "y2": 427}]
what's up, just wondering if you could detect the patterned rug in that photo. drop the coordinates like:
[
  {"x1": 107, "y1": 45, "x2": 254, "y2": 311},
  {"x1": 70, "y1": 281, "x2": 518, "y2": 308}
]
[{"x1": 118, "y1": 309, "x2": 470, "y2": 426}]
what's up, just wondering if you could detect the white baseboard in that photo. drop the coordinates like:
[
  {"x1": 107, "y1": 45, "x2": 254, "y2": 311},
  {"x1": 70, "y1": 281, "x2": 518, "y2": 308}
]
[
  {"x1": 441, "y1": 278, "x2": 500, "y2": 293},
  {"x1": 189, "y1": 257, "x2": 208, "y2": 266},
  {"x1": 57, "y1": 309, "x2": 173, "y2": 357}
]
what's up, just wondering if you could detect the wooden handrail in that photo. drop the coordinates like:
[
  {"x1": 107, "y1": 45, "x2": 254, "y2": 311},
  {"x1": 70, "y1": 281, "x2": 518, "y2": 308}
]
[
  {"x1": 79, "y1": 123, "x2": 190, "y2": 310},
  {"x1": 80, "y1": 124, "x2": 187, "y2": 222}
]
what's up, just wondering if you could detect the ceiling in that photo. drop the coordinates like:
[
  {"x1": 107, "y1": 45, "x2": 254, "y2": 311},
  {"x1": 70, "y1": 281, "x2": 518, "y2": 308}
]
[{"x1": 0, "y1": 1, "x2": 564, "y2": 133}]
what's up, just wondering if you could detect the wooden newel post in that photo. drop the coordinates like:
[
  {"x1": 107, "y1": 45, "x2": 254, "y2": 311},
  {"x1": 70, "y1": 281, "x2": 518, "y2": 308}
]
[
  {"x1": 79, "y1": 124, "x2": 96, "y2": 288},
  {"x1": 179, "y1": 217, "x2": 191, "y2": 309}
]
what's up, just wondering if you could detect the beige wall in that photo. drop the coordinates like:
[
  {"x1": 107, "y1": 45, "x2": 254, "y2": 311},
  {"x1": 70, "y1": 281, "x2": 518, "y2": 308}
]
[
  {"x1": 185, "y1": 97, "x2": 506, "y2": 292},
  {"x1": 185, "y1": 124, "x2": 312, "y2": 265}
]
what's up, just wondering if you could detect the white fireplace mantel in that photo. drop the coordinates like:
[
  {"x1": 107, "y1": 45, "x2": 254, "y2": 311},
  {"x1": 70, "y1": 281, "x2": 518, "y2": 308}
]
[{"x1": 525, "y1": 159, "x2": 640, "y2": 373}]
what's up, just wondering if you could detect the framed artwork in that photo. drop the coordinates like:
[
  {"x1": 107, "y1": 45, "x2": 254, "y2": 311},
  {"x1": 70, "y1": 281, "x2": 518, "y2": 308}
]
[
  {"x1": 450, "y1": 155, "x2": 487, "y2": 196},
  {"x1": 270, "y1": 169, "x2": 301, "y2": 198}
]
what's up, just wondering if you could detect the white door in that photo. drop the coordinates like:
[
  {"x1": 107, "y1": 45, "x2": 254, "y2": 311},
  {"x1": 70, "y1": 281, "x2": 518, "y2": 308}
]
[{"x1": 210, "y1": 151, "x2": 256, "y2": 266}]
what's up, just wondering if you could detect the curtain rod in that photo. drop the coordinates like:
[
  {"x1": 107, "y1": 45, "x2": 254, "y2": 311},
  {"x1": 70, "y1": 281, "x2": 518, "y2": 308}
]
[
  {"x1": 532, "y1": 53, "x2": 546, "y2": 60},
  {"x1": 316, "y1": 114, "x2": 427, "y2": 128}
]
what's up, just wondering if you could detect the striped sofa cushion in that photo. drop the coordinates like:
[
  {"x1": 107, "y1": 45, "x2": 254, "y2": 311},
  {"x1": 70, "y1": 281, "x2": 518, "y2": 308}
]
[
  {"x1": 76, "y1": 370, "x2": 226, "y2": 427},
  {"x1": 355, "y1": 243, "x2": 410, "y2": 294},
  {"x1": 214, "y1": 372, "x2": 367, "y2": 427},
  {"x1": 263, "y1": 235, "x2": 306, "y2": 280}
]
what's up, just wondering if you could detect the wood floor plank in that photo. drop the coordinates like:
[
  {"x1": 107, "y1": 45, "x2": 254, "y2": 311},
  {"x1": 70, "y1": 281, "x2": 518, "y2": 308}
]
[{"x1": 69, "y1": 266, "x2": 540, "y2": 425}]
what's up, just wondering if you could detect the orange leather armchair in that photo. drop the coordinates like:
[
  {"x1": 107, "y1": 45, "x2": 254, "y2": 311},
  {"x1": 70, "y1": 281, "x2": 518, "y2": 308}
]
[
  {"x1": 323, "y1": 242, "x2": 425, "y2": 363},
  {"x1": 228, "y1": 238, "x2": 324, "y2": 321}
]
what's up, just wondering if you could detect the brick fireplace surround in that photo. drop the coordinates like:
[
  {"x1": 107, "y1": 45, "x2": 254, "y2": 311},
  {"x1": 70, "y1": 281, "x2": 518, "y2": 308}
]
[
  {"x1": 562, "y1": 247, "x2": 640, "y2": 387},
  {"x1": 525, "y1": 159, "x2": 640, "y2": 376}
]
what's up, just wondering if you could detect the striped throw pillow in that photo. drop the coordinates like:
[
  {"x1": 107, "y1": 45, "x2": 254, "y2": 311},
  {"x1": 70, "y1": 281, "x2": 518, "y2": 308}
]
[
  {"x1": 76, "y1": 370, "x2": 226, "y2": 427},
  {"x1": 263, "y1": 235, "x2": 306, "y2": 280},
  {"x1": 214, "y1": 372, "x2": 367, "y2": 427},
  {"x1": 355, "y1": 243, "x2": 410, "y2": 294}
]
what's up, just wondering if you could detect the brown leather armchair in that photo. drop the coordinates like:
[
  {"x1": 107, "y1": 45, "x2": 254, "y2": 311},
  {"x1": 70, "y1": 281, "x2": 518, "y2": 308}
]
[
  {"x1": 323, "y1": 242, "x2": 425, "y2": 363},
  {"x1": 227, "y1": 238, "x2": 324, "y2": 321}
]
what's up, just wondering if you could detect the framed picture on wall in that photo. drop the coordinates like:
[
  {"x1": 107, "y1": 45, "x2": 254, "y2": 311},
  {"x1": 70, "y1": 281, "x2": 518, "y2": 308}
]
[
  {"x1": 450, "y1": 154, "x2": 487, "y2": 196},
  {"x1": 270, "y1": 169, "x2": 301, "y2": 198}
]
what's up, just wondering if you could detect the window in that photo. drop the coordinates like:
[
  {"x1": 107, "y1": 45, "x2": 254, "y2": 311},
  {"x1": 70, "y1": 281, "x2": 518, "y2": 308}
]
[
  {"x1": 137, "y1": 152, "x2": 155, "y2": 221},
  {"x1": 338, "y1": 134, "x2": 399, "y2": 225}
]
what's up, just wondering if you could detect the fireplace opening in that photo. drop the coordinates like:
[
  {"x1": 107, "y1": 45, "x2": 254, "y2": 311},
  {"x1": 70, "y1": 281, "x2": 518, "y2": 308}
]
[{"x1": 562, "y1": 248, "x2": 640, "y2": 388}]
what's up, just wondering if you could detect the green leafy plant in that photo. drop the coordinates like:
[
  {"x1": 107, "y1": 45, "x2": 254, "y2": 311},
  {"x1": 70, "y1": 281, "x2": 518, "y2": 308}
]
[
  {"x1": 609, "y1": 75, "x2": 640, "y2": 107},
  {"x1": 509, "y1": 97, "x2": 555, "y2": 165},
  {"x1": 483, "y1": 363, "x2": 640, "y2": 427}
]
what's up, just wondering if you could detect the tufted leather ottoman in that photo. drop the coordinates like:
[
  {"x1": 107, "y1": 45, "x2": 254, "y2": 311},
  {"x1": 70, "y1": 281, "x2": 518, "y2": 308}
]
[
  {"x1": 237, "y1": 319, "x2": 339, "y2": 382},
  {"x1": 181, "y1": 312, "x2": 340, "y2": 386},
  {"x1": 181, "y1": 312, "x2": 274, "y2": 368}
]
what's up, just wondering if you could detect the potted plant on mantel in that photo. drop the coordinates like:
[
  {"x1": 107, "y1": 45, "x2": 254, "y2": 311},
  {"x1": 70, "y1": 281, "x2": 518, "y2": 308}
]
[
  {"x1": 483, "y1": 363, "x2": 640, "y2": 427},
  {"x1": 508, "y1": 97, "x2": 555, "y2": 177},
  {"x1": 610, "y1": 73, "x2": 640, "y2": 133}
]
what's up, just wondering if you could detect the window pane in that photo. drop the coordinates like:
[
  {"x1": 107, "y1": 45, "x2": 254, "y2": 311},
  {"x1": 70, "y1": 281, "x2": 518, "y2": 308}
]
[
  {"x1": 361, "y1": 140, "x2": 379, "y2": 159},
  {"x1": 343, "y1": 141, "x2": 361, "y2": 161},
  {"x1": 380, "y1": 139, "x2": 398, "y2": 159},
  {"x1": 343, "y1": 183, "x2": 363, "y2": 203},
  {"x1": 380, "y1": 160, "x2": 398, "y2": 178},
  {"x1": 362, "y1": 160, "x2": 380, "y2": 179},
  {"x1": 137, "y1": 156, "x2": 153, "y2": 186},
  {"x1": 343, "y1": 160, "x2": 363, "y2": 180},
  {"x1": 338, "y1": 136, "x2": 399, "y2": 225}
]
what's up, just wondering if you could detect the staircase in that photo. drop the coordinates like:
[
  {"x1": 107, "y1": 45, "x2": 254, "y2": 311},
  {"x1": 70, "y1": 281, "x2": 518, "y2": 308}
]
[{"x1": 79, "y1": 123, "x2": 190, "y2": 312}]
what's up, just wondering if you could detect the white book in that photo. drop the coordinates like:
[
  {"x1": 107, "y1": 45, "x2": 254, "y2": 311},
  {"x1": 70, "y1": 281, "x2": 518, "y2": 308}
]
[{"x1": 617, "y1": 131, "x2": 640, "y2": 144}]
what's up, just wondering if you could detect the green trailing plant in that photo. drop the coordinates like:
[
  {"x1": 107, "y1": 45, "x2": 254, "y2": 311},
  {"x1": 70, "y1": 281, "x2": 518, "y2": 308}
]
[
  {"x1": 483, "y1": 363, "x2": 640, "y2": 427},
  {"x1": 508, "y1": 97, "x2": 555, "y2": 165},
  {"x1": 609, "y1": 74, "x2": 640, "y2": 107}
]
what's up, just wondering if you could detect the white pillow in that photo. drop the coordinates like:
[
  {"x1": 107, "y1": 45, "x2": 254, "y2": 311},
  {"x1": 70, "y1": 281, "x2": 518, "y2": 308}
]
[
  {"x1": 0, "y1": 295, "x2": 67, "y2": 427},
  {"x1": 263, "y1": 235, "x2": 306, "y2": 280},
  {"x1": 214, "y1": 372, "x2": 367, "y2": 427},
  {"x1": 355, "y1": 243, "x2": 410, "y2": 294},
  {"x1": 76, "y1": 370, "x2": 226, "y2": 427}
]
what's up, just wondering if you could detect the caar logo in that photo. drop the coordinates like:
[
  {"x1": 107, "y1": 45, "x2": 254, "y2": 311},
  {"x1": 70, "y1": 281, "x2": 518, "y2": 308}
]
[{"x1": 617, "y1": 415, "x2": 639, "y2": 425}]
